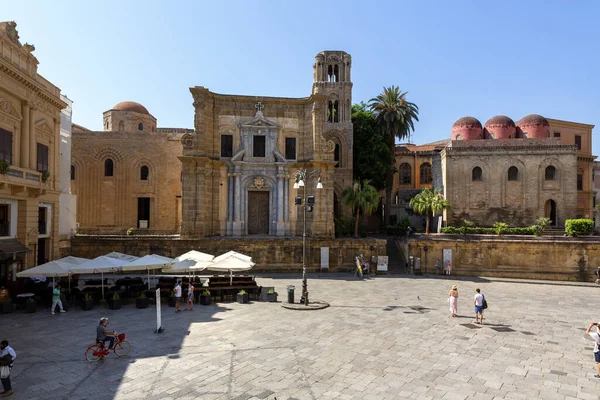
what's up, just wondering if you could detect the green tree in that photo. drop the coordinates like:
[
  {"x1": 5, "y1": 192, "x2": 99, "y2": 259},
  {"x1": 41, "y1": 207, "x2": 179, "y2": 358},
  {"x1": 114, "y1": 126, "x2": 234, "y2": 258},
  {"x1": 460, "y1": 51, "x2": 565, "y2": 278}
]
[
  {"x1": 342, "y1": 180, "x2": 380, "y2": 238},
  {"x1": 351, "y1": 103, "x2": 392, "y2": 190},
  {"x1": 409, "y1": 188, "x2": 450, "y2": 235},
  {"x1": 369, "y1": 86, "x2": 419, "y2": 225}
]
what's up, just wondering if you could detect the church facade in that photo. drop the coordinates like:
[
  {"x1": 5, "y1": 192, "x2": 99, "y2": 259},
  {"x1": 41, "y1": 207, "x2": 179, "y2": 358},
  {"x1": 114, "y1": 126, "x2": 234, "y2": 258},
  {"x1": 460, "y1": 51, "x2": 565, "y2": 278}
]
[{"x1": 180, "y1": 51, "x2": 353, "y2": 238}]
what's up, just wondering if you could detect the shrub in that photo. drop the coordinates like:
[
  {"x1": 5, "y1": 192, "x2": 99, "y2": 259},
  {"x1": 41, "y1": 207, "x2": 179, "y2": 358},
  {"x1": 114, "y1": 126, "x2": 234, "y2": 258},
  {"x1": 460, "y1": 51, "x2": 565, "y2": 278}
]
[
  {"x1": 535, "y1": 217, "x2": 551, "y2": 236},
  {"x1": 201, "y1": 290, "x2": 211, "y2": 296},
  {"x1": 441, "y1": 226, "x2": 536, "y2": 235},
  {"x1": 0, "y1": 159, "x2": 10, "y2": 175},
  {"x1": 334, "y1": 217, "x2": 354, "y2": 237},
  {"x1": 126, "y1": 228, "x2": 135, "y2": 236},
  {"x1": 565, "y1": 219, "x2": 594, "y2": 237},
  {"x1": 492, "y1": 222, "x2": 508, "y2": 235}
]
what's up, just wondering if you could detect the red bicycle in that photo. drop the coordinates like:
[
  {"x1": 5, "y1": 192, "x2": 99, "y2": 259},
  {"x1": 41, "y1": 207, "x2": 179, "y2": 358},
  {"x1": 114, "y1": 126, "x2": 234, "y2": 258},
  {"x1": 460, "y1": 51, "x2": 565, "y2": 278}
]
[{"x1": 85, "y1": 333, "x2": 130, "y2": 363}]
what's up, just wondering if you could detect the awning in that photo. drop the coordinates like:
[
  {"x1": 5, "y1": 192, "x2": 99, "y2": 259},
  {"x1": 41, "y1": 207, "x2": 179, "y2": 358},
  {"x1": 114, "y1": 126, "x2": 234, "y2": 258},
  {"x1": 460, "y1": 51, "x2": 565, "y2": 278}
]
[{"x1": 0, "y1": 239, "x2": 30, "y2": 261}]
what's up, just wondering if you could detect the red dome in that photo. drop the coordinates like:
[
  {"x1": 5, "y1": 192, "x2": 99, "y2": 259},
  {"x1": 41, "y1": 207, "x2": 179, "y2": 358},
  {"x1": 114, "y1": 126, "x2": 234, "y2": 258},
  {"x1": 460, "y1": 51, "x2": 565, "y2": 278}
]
[
  {"x1": 112, "y1": 101, "x2": 150, "y2": 115},
  {"x1": 484, "y1": 115, "x2": 516, "y2": 139},
  {"x1": 517, "y1": 114, "x2": 550, "y2": 139},
  {"x1": 451, "y1": 117, "x2": 483, "y2": 140}
]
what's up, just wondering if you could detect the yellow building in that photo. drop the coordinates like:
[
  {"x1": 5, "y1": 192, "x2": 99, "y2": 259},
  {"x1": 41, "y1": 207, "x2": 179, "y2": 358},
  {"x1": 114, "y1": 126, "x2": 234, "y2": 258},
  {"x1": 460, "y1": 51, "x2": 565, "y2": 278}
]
[{"x1": 0, "y1": 21, "x2": 66, "y2": 282}]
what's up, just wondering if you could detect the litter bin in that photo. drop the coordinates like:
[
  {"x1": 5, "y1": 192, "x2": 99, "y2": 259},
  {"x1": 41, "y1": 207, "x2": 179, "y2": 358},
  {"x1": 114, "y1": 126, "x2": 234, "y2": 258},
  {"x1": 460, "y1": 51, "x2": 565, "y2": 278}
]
[{"x1": 287, "y1": 285, "x2": 295, "y2": 304}]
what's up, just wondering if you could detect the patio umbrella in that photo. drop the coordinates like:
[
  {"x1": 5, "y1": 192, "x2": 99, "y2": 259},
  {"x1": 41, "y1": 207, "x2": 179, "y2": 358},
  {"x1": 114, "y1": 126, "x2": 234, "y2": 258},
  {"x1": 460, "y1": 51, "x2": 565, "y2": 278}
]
[
  {"x1": 16, "y1": 260, "x2": 71, "y2": 286},
  {"x1": 164, "y1": 250, "x2": 215, "y2": 282},
  {"x1": 207, "y1": 255, "x2": 255, "y2": 285},
  {"x1": 58, "y1": 256, "x2": 89, "y2": 265},
  {"x1": 105, "y1": 251, "x2": 140, "y2": 262},
  {"x1": 123, "y1": 254, "x2": 174, "y2": 289},
  {"x1": 69, "y1": 256, "x2": 130, "y2": 299},
  {"x1": 212, "y1": 251, "x2": 251, "y2": 263}
]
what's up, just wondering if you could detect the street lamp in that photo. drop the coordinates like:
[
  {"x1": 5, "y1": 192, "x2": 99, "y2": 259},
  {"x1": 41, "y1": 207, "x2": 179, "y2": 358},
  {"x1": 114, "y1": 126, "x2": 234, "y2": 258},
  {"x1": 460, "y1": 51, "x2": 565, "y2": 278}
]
[{"x1": 293, "y1": 168, "x2": 322, "y2": 306}]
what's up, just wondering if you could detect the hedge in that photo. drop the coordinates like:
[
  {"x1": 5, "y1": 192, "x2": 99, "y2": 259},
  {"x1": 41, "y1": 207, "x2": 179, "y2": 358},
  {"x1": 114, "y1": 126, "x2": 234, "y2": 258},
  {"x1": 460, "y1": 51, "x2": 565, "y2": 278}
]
[
  {"x1": 441, "y1": 226, "x2": 536, "y2": 235},
  {"x1": 565, "y1": 219, "x2": 594, "y2": 237}
]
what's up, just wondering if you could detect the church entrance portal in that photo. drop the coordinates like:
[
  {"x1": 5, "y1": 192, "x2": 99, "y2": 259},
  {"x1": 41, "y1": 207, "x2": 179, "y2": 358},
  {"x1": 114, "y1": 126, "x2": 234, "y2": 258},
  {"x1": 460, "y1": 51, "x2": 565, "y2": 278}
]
[
  {"x1": 248, "y1": 191, "x2": 269, "y2": 234},
  {"x1": 544, "y1": 199, "x2": 557, "y2": 225}
]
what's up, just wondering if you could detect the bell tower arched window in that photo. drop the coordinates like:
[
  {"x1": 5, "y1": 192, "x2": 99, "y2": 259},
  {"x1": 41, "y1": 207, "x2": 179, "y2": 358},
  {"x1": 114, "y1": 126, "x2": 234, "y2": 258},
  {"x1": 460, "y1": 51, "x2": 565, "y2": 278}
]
[
  {"x1": 327, "y1": 100, "x2": 339, "y2": 123},
  {"x1": 140, "y1": 165, "x2": 149, "y2": 181},
  {"x1": 334, "y1": 144, "x2": 341, "y2": 168},
  {"x1": 327, "y1": 65, "x2": 333, "y2": 82},
  {"x1": 104, "y1": 159, "x2": 114, "y2": 177},
  {"x1": 333, "y1": 64, "x2": 339, "y2": 82}
]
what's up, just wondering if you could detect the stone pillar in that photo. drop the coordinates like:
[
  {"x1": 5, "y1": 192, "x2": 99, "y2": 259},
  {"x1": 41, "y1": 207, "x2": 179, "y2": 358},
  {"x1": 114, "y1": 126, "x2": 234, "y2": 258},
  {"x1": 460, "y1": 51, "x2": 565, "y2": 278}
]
[
  {"x1": 29, "y1": 107, "x2": 36, "y2": 170},
  {"x1": 276, "y1": 173, "x2": 285, "y2": 236},
  {"x1": 20, "y1": 102, "x2": 30, "y2": 169},
  {"x1": 232, "y1": 172, "x2": 242, "y2": 235}
]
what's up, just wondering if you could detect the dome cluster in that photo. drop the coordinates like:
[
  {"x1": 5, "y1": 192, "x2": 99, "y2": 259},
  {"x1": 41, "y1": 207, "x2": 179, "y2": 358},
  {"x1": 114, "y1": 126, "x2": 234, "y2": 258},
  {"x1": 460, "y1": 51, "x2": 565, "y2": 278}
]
[{"x1": 451, "y1": 114, "x2": 550, "y2": 140}]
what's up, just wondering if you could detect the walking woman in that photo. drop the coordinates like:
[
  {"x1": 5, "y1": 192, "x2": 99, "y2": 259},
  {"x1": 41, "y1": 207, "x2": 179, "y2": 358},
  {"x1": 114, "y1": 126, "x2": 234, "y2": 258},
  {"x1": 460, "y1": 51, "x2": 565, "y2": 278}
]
[
  {"x1": 446, "y1": 261, "x2": 452, "y2": 276},
  {"x1": 448, "y1": 285, "x2": 458, "y2": 317},
  {"x1": 186, "y1": 282, "x2": 194, "y2": 311}
]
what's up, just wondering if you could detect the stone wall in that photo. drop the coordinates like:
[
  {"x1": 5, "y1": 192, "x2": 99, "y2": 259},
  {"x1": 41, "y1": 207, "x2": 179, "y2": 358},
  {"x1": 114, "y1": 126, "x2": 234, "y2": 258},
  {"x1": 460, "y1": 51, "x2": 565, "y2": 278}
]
[
  {"x1": 408, "y1": 235, "x2": 600, "y2": 281},
  {"x1": 71, "y1": 236, "x2": 387, "y2": 273}
]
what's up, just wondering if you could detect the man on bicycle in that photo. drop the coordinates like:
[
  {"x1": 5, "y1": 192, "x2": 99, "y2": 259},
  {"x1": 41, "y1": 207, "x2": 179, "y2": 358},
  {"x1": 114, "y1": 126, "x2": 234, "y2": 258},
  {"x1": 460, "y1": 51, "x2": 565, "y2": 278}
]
[{"x1": 97, "y1": 318, "x2": 116, "y2": 350}]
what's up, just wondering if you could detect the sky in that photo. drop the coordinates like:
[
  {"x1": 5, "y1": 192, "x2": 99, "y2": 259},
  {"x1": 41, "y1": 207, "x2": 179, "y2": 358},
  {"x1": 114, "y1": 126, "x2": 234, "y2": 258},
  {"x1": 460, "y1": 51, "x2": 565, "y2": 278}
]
[{"x1": 3, "y1": 1, "x2": 600, "y2": 155}]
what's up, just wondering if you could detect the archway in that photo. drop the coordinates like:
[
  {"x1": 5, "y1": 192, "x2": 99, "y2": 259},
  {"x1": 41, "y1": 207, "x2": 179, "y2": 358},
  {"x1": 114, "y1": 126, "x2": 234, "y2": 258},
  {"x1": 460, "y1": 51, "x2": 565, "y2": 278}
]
[{"x1": 544, "y1": 199, "x2": 557, "y2": 225}]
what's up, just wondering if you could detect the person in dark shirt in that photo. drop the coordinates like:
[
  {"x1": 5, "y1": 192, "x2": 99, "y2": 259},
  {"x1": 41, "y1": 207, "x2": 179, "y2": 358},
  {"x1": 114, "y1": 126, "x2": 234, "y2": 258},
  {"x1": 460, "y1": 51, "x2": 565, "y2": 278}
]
[{"x1": 96, "y1": 318, "x2": 116, "y2": 350}]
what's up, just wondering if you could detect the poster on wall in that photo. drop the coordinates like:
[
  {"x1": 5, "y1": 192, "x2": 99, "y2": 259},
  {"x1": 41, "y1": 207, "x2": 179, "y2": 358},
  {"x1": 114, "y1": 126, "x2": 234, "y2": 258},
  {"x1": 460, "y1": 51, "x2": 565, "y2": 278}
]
[
  {"x1": 320, "y1": 247, "x2": 329, "y2": 270},
  {"x1": 377, "y1": 256, "x2": 388, "y2": 271},
  {"x1": 443, "y1": 249, "x2": 452, "y2": 269}
]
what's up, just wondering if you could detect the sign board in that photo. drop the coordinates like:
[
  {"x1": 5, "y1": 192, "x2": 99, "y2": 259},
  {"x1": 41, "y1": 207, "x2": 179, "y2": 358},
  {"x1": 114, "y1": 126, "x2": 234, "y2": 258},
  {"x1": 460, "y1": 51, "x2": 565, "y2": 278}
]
[
  {"x1": 320, "y1": 247, "x2": 329, "y2": 270},
  {"x1": 377, "y1": 256, "x2": 388, "y2": 271},
  {"x1": 443, "y1": 249, "x2": 452, "y2": 270},
  {"x1": 155, "y1": 288, "x2": 163, "y2": 333}
]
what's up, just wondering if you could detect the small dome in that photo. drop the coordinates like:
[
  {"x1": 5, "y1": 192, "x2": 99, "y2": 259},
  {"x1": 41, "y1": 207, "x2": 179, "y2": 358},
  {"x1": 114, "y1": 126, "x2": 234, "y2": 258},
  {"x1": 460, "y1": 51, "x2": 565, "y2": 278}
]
[
  {"x1": 484, "y1": 115, "x2": 516, "y2": 139},
  {"x1": 517, "y1": 114, "x2": 550, "y2": 139},
  {"x1": 518, "y1": 114, "x2": 549, "y2": 126},
  {"x1": 451, "y1": 116, "x2": 483, "y2": 140},
  {"x1": 112, "y1": 101, "x2": 150, "y2": 115}
]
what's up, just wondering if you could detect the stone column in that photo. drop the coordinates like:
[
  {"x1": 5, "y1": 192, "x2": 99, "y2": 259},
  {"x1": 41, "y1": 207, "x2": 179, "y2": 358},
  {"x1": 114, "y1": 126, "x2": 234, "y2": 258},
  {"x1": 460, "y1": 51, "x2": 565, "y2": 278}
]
[
  {"x1": 29, "y1": 107, "x2": 36, "y2": 170},
  {"x1": 276, "y1": 173, "x2": 285, "y2": 236},
  {"x1": 232, "y1": 172, "x2": 242, "y2": 235},
  {"x1": 20, "y1": 102, "x2": 30, "y2": 169}
]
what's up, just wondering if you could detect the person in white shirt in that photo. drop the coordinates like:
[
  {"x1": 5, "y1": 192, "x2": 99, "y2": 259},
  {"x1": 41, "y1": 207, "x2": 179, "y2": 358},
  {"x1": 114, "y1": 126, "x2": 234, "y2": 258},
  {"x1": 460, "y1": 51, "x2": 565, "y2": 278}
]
[
  {"x1": 174, "y1": 281, "x2": 182, "y2": 313},
  {"x1": 0, "y1": 340, "x2": 16, "y2": 397},
  {"x1": 585, "y1": 322, "x2": 600, "y2": 378},
  {"x1": 473, "y1": 288, "x2": 484, "y2": 325}
]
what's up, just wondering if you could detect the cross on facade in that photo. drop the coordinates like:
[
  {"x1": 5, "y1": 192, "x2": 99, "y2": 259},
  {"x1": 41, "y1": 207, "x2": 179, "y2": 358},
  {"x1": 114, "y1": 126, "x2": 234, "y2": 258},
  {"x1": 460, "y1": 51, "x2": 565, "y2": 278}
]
[{"x1": 255, "y1": 102, "x2": 264, "y2": 113}]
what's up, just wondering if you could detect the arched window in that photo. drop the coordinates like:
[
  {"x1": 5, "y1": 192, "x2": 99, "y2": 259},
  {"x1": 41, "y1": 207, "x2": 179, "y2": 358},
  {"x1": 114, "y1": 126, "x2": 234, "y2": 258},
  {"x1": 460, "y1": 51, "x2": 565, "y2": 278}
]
[
  {"x1": 334, "y1": 144, "x2": 341, "y2": 168},
  {"x1": 545, "y1": 165, "x2": 556, "y2": 180},
  {"x1": 104, "y1": 159, "x2": 114, "y2": 177},
  {"x1": 472, "y1": 166, "x2": 483, "y2": 181},
  {"x1": 508, "y1": 166, "x2": 519, "y2": 181},
  {"x1": 420, "y1": 162, "x2": 432, "y2": 184},
  {"x1": 327, "y1": 65, "x2": 333, "y2": 82},
  {"x1": 70, "y1": 165, "x2": 75, "y2": 180},
  {"x1": 118, "y1": 121, "x2": 124, "y2": 132},
  {"x1": 333, "y1": 100, "x2": 339, "y2": 123},
  {"x1": 399, "y1": 163, "x2": 411, "y2": 185},
  {"x1": 138, "y1": 122, "x2": 143, "y2": 131},
  {"x1": 333, "y1": 64, "x2": 339, "y2": 82},
  {"x1": 140, "y1": 165, "x2": 149, "y2": 181},
  {"x1": 105, "y1": 121, "x2": 109, "y2": 130}
]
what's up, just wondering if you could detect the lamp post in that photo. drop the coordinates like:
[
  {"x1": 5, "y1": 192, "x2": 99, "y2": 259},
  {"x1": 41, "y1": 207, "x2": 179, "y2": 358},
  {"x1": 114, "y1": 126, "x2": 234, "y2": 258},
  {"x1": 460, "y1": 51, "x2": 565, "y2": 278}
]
[{"x1": 293, "y1": 168, "x2": 323, "y2": 306}]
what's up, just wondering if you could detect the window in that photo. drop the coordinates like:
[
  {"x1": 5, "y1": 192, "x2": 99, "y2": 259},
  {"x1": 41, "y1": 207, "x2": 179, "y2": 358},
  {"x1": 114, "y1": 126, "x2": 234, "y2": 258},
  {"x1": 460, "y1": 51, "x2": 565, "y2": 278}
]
[
  {"x1": 575, "y1": 135, "x2": 581, "y2": 150},
  {"x1": 472, "y1": 167, "x2": 483, "y2": 181},
  {"x1": 334, "y1": 144, "x2": 341, "y2": 168},
  {"x1": 554, "y1": 131, "x2": 560, "y2": 138},
  {"x1": 253, "y1": 135, "x2": 266, "y2": 157},
  {"x1": 0, "y1": 128, "x2": 13, "y2": 164},
  {"x1": 104, "y1": 159, "x2": 114, "y2": 177},
  {"x1": 105, "y1": 121, "x2": 109, "y2": 130},
  {"x1": 138, "y1": 122, "x2": 143, "y2": 131},
  {"x1": 140, "y1": 165, "x2": 149, "y2": 181},
  {"x1": 118, "y1": 121, "x2": 124, "y2": 132},
  {"x1": 399, "y1": 163, "x2": 411, "y2": 185},
  {"x1": 420, "y1": 163, "x2": 432, "y2": 184},
  {"x1": 327, "y1": 100, "x2": 339, "y2": 123},
  {"x1": 37, "y1": 143, "x2": 48, "y2": 172},
  {"x1": 0, "y1": 204, "x2": 9, "y2": 236},
  {"x1": 545, "y1": 165, "x2": 556, "y2": 180},
  {"x1": 70, "y1": 165, "x2": 75, "y2": 180},
  {"x1": 577, "y1": 173, "x2": 583, "y2": 191},
  {"x1": 285, "y1": 138, "x2": 296, "y2": 160},
  {"x1": 508, "y1": 166, "x2": 519, "y2": 181},
  {"x1": 220, "y1": 135, "x2": 233, "y2": 157}
]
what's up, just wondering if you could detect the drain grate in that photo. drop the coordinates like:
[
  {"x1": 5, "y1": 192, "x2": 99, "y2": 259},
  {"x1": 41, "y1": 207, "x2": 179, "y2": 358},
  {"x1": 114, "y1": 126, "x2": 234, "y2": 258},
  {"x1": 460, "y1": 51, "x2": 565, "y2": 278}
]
[
  {"x1": 460, "y1": 323, "x2": 481, "y2": 329},
  {"x1": 547, "y1": 341, "x2": 559, "y2": 345},
  {"x1": 490, "y1": 327, "x2": 515, "y2": 333},
  {"x1": 520, "y1": 331, "x2": 535, "y2": 335},
  {"x1": 549, "y1": 370, "x2": 567, "y2": 376}
]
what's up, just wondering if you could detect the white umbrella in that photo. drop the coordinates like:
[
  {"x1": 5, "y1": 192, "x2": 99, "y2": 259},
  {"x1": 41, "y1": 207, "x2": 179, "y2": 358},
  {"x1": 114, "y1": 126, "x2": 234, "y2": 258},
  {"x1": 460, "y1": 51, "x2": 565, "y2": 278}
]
[
  {"x1": 123, "y1": 254, "x2": 174, "y2": 289},
  {"x1": 58, "y1": 256, "x2": 89, "y2": 265},
  {"x1": 173, "y1": 250, "x2": 214, "y2": 263},
  {"x1": 69, "y1": 256, "x2": 130, "y2": 299},
  {"x1": 212, "y1": 251, "x2": 251, "y2": 263},
  {"x1": 207, "y1": 255, "x2": 255, "y2": 284},
  {"x1": 105, "y1": 251, "x2": 140, "y2": 262},
  {"x1": 164, "y1": 251, "x2": 215, "y2": 283},
  {"x1": 17, "y1": 261, "x2": 70, "y2": 283}
]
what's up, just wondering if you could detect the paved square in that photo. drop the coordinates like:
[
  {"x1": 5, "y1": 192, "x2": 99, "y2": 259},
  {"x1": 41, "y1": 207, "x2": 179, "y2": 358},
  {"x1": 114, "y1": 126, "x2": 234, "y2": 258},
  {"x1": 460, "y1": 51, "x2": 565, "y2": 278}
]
[{"x1": 1, "y1": 275, "x2": 600, "y2": 399}]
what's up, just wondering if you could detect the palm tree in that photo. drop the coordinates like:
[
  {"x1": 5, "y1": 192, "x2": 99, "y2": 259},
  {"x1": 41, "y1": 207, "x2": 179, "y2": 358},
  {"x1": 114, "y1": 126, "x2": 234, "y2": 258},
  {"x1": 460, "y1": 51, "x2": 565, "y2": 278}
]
[
  {"x1": 409, "y1": 188, "x2": 450, "y2": 235},
  {"x1": 342, "y1": 180, "x2": 380, "y2": 238},
  {"x1": 369, "y1": 86, "x2": 419, "y2": 226}
]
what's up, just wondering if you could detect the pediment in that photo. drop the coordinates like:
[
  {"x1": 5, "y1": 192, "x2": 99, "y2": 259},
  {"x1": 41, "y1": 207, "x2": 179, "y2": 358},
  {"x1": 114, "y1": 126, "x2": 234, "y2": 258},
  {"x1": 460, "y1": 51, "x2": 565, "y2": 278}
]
[
  {"x1": 35, "y1": 120, "x2": 54, "y2": 136},
  {"x1": 240, "y1": 114, "x2": 278, "y2": 128},
  {"x1": 0, "y1": 96, "x2": 21, "y2": 119}
]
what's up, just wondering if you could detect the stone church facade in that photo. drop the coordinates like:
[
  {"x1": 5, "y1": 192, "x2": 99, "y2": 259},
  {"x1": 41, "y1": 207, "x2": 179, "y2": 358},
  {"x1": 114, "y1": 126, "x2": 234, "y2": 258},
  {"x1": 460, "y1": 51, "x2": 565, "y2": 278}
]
[{"x1": 181, "y1": 51, "x2": 353, "y2": 238}]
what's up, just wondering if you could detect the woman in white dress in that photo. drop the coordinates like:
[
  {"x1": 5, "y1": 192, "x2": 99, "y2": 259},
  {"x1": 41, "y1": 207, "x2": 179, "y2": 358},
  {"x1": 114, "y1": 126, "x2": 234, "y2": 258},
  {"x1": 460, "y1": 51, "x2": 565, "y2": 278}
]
[{"x1": 448, "y1": 285, "x2": 458, "y2": 317}]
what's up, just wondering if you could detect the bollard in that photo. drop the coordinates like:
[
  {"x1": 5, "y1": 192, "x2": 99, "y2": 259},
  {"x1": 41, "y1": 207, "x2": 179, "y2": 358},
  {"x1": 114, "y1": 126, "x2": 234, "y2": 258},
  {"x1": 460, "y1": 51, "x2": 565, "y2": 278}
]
[{"x1": 287, "y1": 285, "x2": 295, "y2": 304}]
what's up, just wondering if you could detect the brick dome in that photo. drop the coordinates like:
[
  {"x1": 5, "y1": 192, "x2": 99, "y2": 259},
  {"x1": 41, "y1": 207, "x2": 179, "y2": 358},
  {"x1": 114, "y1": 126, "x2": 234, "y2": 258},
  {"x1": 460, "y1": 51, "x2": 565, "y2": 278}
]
[
  {"x1": 517, "y1": 114, "x2": 550, "y2": 139},
  {"x1": 112, "y1": 101, "x2": 150, "y2": 115},
  {"x1": 451, "y1": 117, "x2": 483, "y2": 140},
  {"x1": 484, "y1": 115, "x2": 516, "y2": 139}
]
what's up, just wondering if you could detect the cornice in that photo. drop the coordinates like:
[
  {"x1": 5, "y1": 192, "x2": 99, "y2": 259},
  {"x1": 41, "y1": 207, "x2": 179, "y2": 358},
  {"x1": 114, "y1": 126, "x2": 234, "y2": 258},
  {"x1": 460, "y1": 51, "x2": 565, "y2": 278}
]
[
  {"x1": 190, "y1": 86, "x2": 314, "y2": 105},
  {"x1": 547, "y1": 118, "x2": 595, "y2": 130},
  {"x1": 445, "y1": 144, "x2": 578, "y2": 153},
  {"x1": 0, "y1": 61, "x2": 67, "y2": 110}
]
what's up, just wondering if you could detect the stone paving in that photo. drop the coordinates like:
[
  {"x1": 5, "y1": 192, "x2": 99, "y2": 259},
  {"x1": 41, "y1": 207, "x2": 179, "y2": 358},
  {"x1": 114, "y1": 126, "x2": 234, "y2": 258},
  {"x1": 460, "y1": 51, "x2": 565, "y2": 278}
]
[{"x1": 1, "y1": 274, "x2": 600, "y2": 400}]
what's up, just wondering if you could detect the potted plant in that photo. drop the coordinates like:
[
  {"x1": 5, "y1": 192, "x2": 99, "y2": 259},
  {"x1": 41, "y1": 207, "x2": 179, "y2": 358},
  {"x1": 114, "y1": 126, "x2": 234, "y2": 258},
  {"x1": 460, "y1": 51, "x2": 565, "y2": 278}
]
[
  {"x1": 266, "y1": 289, "x2": 278, "y2": 302},
  {"x1": 25, "y1": 297, "x2": 36, "y2": 313},
  {"x1": 0, "y1": 159, "x2": 10, "y2": 175},
  {"x1": 237, "y1": 290, "x2": 249, "y2": 304},
  {"x1": 136, "y1": 292, "x2": 149, "y2": 309},
  {"x1": 200, "y1": 290, "x2": 212, "y2": 306},
  {"x1": 41, "y1": 170, "x2": 50, "y2": 183},
  {"x1": 168, "y1": 290, "x2": 177, "y2": 307},
  {"x1": 107, "y1": 293, "x2": 122, "y2": 310},
  {"x1": 82, "y1": 292, "x2": 94, "y2": 311}
]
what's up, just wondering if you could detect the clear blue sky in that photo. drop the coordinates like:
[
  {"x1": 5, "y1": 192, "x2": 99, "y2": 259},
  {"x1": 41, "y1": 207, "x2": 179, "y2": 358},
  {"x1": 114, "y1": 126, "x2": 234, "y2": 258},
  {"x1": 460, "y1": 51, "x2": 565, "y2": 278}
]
[{"x1": 4, "y1": 1, "x2": 600, "y2": 155}]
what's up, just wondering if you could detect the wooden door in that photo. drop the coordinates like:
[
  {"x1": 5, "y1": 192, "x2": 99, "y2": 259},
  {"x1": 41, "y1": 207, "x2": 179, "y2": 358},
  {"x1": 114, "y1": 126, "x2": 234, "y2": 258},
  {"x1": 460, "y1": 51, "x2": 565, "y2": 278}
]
[{"x1": 248, "y1": 191, "x2": 269, "y2": 234}]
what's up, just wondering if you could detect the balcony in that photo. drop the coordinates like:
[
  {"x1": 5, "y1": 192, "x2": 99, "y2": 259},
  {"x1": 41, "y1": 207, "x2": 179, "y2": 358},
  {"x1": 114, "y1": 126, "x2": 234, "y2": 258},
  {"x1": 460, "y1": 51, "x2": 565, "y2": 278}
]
[{"x1": 0, "y1": 165, "x2": 50, "y2": 197}]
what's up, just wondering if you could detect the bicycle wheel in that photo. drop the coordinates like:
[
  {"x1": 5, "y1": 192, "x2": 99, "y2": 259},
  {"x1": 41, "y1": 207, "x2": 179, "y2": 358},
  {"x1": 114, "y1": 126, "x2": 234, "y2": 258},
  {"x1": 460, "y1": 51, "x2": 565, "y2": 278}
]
[
  {"x1": 114, "y1": 340, "x2": 130, "y2": 357},
  {"x1": 85, "y1": 344, "x2": 103, "y2": 363}
]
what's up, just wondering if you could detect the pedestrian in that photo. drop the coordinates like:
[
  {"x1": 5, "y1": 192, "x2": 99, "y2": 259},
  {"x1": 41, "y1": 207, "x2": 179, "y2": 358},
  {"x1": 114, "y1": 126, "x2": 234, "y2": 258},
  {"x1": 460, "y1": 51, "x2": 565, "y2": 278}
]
[
  {"x1": 0, "y1": 339, "x2": 16, "y2": 397},
  {"x1": 585, "y1": 321, "x2": 600, "y2": 378},
  {"x1": 436, "y1": 258, "x2": 441, "y2": 275},
  {"x1": 446, "y1": 261, "x2": 452, "y2": 276},
  {"x1": 448, "y1": 285, "x2": 458, "y2": 317},
  {"x1": 473, "y1": 288, "x2": 484, "y2": 324},
  {"x1": 186, "y1": 282, "x2": 194, "y2": 311},
  {"x1": 594, "y1": 267, "x2": 600, "y2": 284},
  {"x1": 51, "y1": 284, "x2": 66, "y2": 315},
  {"x1": 174, "y1": 280, "x2": 182, "y2": 313}
]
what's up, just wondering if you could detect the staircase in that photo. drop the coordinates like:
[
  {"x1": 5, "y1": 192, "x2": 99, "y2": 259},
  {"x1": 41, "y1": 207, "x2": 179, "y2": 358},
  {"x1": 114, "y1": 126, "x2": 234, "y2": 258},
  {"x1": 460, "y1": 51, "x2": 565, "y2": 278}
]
[
  {"x1": 542, "y1": 226, "x2": 565, "y2": 237},
  {"x1": 386, "y1": 238, "x2": 406, "y2": 274}
]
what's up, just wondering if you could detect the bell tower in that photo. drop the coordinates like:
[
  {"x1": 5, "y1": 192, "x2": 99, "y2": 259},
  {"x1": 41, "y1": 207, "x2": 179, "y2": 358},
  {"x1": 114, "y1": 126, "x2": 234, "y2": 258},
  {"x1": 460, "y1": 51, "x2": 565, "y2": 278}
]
[{"x1": 312, "y1": 51, "x2": 352, "y2": 124}]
